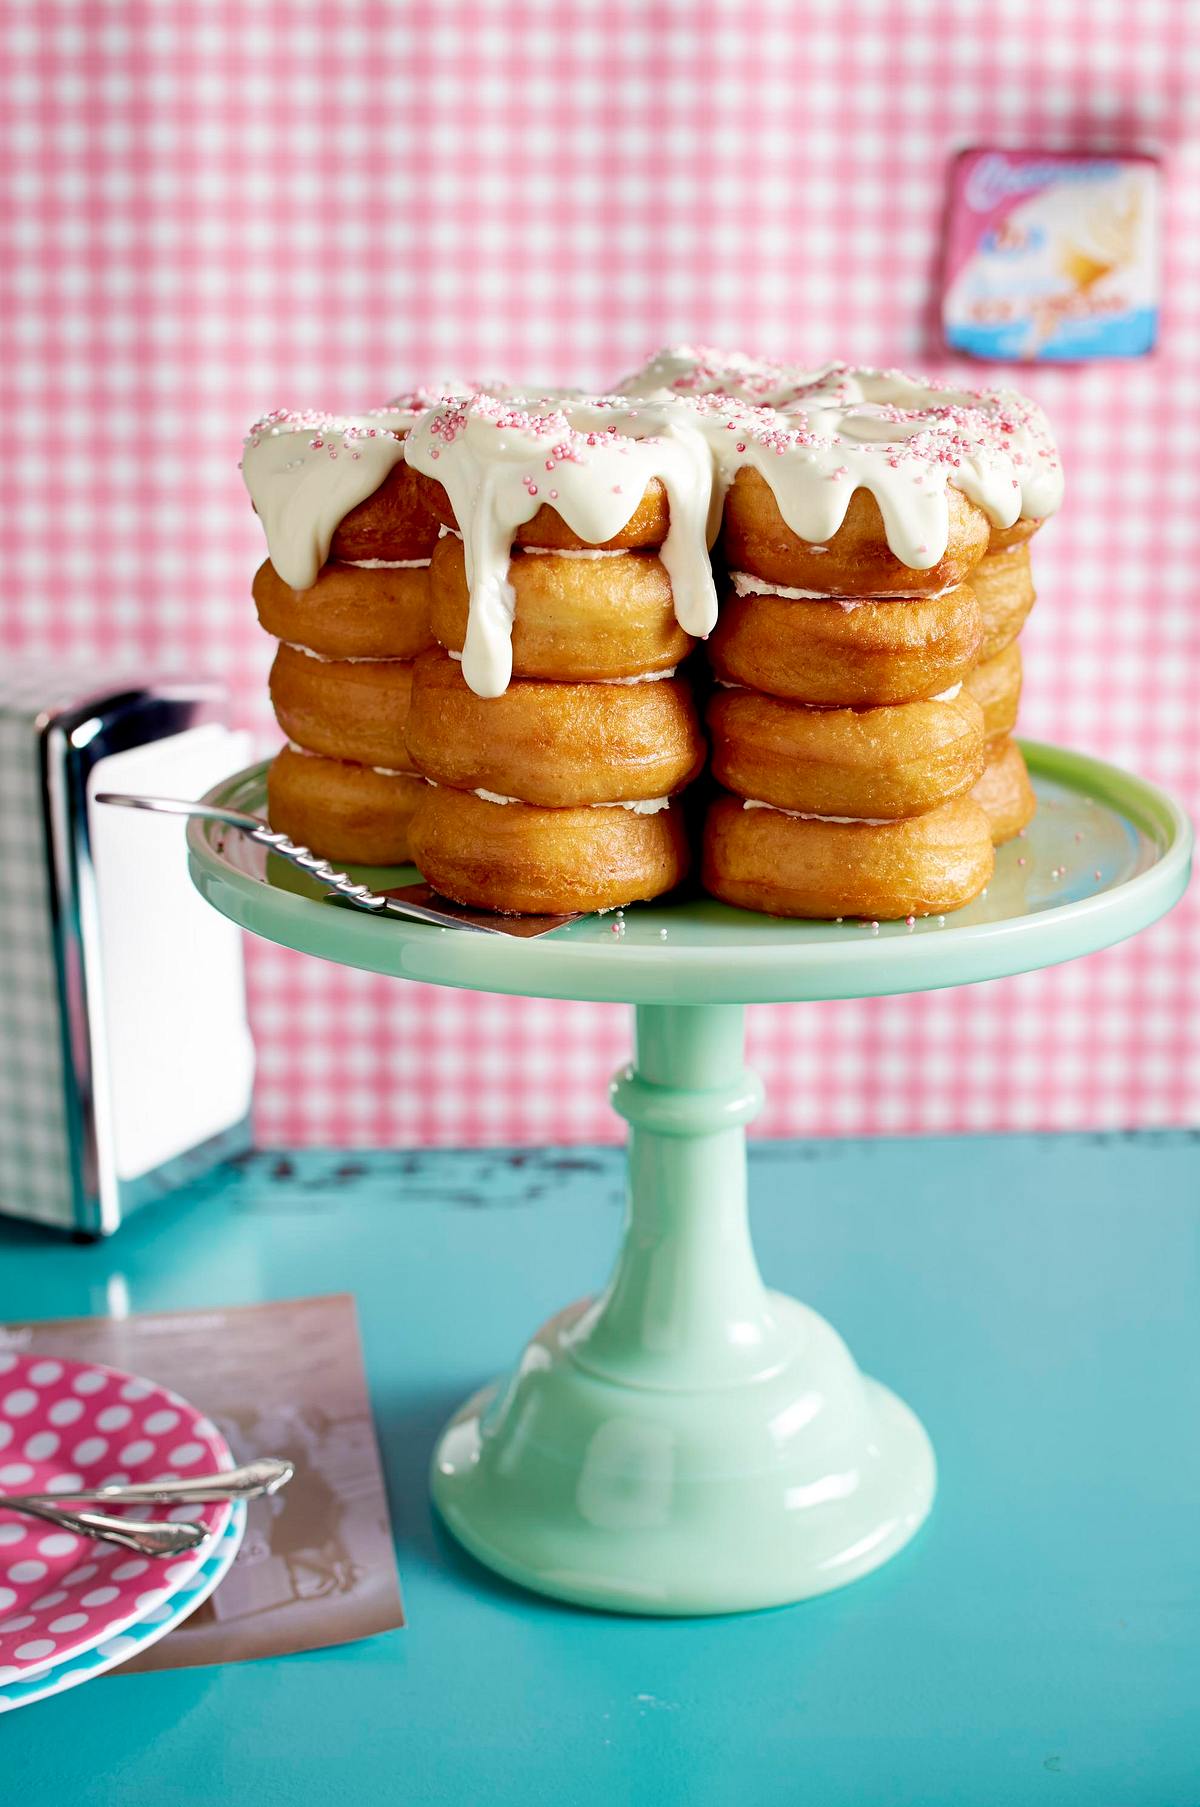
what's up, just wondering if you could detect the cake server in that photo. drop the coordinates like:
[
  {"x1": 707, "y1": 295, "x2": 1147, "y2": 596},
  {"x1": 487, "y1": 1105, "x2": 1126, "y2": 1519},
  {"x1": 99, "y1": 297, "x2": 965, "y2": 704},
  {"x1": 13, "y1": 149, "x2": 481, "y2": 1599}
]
[{"x1": 96, "y1": 793, "x2": 577, "y2": 937}]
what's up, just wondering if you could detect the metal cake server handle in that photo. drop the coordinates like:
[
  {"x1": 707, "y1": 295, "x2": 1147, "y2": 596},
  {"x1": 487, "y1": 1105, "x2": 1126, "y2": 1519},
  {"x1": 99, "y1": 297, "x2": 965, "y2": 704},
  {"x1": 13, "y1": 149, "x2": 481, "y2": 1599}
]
[
  {"x1": 1, "y1": 1497, "x2": 208, "y2": 1557},
  {"x1": 2, "y1": 1456, "x2": 294, "y2": 1510},
  {"x1": 95, "y1": 791, "x2": 505, "y2": 934}
]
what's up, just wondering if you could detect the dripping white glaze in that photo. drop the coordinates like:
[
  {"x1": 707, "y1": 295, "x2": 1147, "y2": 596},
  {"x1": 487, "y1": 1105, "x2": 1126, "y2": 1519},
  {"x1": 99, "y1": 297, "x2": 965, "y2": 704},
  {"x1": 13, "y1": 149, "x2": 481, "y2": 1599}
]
[
  {"x1": 245, "y1": 348, "x2": 1062, "y2": 701},
  {"x1": 403, "y1": 394, "x2": 720, "y2": 698},
  {"x1": 242, "y1": 409, "x2": 419, "y2": 591},
  {"x1": 620, "y1": 346, "x2": 1063, "y2": 569}
]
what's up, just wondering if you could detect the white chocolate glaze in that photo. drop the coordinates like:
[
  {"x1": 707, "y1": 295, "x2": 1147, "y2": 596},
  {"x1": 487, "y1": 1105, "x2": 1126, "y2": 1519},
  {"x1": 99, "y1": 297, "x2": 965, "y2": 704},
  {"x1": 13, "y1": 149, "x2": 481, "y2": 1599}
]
[
  {"x1": 403, "y1": 394, "x2": 719, "y2": 698},
  {"x1": 620, "y1": 346, "x2": 1062, "y2": 569},
  {"x1": 244, "y1": 409, "x2": 417, "y2": 591},
  {"x1": 244, "y1": 348, "x2": 1062, "y2": 700}
]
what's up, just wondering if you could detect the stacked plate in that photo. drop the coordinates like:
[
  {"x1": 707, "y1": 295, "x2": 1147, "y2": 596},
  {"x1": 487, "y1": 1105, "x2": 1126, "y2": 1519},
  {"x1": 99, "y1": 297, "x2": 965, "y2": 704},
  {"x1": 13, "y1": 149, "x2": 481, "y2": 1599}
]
[{"x1": 0, "y1": 1352, "x2": 246, "y2": 1712}]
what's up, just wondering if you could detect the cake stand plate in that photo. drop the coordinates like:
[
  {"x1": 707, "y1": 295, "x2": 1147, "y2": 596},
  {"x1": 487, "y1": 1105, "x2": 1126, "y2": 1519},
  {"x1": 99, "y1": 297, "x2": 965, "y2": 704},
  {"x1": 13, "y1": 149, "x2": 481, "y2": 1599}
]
[{"x1": 188, "y1": 743, "x2": 1191, "y2": 1615}]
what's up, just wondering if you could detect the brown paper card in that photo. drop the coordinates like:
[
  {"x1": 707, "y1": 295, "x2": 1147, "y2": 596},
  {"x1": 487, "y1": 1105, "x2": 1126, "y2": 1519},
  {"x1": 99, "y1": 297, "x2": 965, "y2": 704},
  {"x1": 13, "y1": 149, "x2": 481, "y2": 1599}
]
[{"x1": 1, "y1": 1293, "x2": 403, "y2": 1668}]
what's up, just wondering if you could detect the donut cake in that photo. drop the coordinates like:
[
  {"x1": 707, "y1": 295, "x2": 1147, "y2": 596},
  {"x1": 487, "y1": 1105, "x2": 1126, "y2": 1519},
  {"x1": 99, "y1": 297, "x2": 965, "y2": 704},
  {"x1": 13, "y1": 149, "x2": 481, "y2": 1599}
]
[{"x1": 242, "y1": 349, "x2": 1061, "y2": 918}]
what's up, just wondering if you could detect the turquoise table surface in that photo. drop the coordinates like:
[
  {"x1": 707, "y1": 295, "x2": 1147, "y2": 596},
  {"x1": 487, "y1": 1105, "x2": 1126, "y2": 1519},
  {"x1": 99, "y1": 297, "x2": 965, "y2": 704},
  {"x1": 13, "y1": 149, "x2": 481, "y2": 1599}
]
[{"x1": 0, "y1": 1133, "x2": 1197, "y2": 1805}]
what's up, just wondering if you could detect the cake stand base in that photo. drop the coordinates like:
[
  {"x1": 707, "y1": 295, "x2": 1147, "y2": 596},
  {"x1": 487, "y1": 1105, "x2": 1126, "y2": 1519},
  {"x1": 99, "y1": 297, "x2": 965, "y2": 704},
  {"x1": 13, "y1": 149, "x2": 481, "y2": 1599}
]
[
  {"x1": 187, "y1": 748, "x2": 1192, "y2": 1617},
  {"x1": 431, "y1": 1003, "x2": 935, "y2": 1616}
]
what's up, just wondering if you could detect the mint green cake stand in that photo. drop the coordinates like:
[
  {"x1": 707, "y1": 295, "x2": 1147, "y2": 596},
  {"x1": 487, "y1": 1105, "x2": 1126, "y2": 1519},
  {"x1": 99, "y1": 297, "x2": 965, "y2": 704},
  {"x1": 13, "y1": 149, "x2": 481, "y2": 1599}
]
[{"x1": 189, "y1": 742, "x2": 1191, "y2": 1616}]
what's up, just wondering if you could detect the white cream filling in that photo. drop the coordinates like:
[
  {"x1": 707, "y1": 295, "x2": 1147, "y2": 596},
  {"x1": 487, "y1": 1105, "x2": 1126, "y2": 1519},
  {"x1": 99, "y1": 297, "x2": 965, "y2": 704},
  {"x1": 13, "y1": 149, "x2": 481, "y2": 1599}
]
[
  {"x1": 743, "y1": 799, "x2": 892, "y2": 825},
  {"x1": 344, "y1": 557, "x2": 431, "y2": 569},
  {"x1": 443, "y1": 648, "x2": 676, "y2": 684},
  {"x1": 284, "y1": 740, "x2": 411, "y2": 779},
  {"x1": 284, "y1": 641, "x2": 409, "y2": 665},
  {"x1": 516, "y1": 545, "x2": 632, "y2": 560},
  {"x1": 720, "y1": 679, "x2": 962, "y2": 702},
  {"x1": 470, "y1": 786, "x2": 669, "y2": 814},
  {"x1": 729, "y1": 571, "x2": 958, "y2": 605}
]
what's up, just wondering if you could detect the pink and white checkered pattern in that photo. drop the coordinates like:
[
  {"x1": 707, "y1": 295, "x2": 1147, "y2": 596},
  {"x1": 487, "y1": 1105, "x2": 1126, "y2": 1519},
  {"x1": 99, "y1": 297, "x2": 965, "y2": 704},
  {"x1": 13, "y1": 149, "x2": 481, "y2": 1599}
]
[{"x1": 3, "y1": 0, "x2": 1198, "y2": 1146}]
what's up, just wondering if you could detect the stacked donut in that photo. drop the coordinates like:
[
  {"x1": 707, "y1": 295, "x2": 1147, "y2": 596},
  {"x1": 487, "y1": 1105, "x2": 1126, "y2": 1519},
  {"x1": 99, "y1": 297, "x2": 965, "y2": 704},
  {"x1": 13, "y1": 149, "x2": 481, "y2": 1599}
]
[
  {"x1": 703, "y1": 496, "x2": 992, "y2": 921},
  {"x1": 245, "y1": 402, "x2": 445, "y2": 865},
  {"x1": 617, "y1": 351, "x2": 1060, "y2": 920},
  {"x1": 963, "y1": 522, "x2": 1040, "y2": 845},
  {"x1": 241, "y1": 352, "x2": 1062, "y2": 920},
  {"x1": 401, "y1": 396, "x2": 712, "y2": 914}
]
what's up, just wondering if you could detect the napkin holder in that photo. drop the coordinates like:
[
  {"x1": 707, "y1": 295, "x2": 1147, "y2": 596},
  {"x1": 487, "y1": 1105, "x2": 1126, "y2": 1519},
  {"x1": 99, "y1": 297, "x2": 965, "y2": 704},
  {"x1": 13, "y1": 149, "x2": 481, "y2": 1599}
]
[{"x1": 0, "y1": 661, "x2": 255, "y2": 1236}]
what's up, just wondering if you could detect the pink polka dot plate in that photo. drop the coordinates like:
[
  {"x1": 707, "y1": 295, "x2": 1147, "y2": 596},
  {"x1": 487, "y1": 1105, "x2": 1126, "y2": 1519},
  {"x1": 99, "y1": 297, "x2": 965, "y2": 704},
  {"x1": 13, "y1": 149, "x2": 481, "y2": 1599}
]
[{"x1": 0, "y1": 1350, "x2": 233, "y2": 1683}]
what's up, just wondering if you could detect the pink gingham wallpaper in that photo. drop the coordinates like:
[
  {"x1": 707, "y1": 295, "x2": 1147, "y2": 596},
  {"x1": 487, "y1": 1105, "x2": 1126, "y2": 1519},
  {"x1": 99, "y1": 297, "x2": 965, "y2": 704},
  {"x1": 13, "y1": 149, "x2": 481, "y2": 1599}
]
[{"x1": 3, "y1": 0, "x2": 1198, "y2": 1145}]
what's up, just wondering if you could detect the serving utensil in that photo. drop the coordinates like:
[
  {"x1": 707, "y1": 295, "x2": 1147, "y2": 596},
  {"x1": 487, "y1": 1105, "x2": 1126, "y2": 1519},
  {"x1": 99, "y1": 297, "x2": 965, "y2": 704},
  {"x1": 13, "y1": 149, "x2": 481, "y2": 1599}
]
[
  {"x1": 1, "y1": 1497, "x2": 209, "y2": 1557},
  {"x1": 1, "y1": 1456, "x2": 294, "y2": 1511},
  {"x1": 96, "y1": 792, "x2": 576, "y2": 937}
]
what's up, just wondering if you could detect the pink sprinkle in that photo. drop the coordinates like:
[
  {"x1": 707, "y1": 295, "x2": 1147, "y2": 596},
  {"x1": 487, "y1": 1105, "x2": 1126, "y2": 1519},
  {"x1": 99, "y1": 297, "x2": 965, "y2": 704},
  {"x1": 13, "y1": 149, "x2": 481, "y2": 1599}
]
[
  {"x1": 1094, "y1": 869, "x2": 1102, "y2": 880},
  {"x1": 548, "y1": 489, "x2": 558, "y2": 499},
  {"x1": 612, "y1": 485, "x2": 623, "y2": 494},
  {"x1": 1018, "y1": 857, "x2": 1026, "y2": 866}
]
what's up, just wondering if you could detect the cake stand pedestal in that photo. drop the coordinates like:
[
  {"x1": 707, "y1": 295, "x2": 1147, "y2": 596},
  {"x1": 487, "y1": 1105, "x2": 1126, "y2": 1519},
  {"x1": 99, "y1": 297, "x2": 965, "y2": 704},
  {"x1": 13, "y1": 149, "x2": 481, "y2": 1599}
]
[{"x1": 189, "y1": 742, "x2": 1191, "y2": 1615}]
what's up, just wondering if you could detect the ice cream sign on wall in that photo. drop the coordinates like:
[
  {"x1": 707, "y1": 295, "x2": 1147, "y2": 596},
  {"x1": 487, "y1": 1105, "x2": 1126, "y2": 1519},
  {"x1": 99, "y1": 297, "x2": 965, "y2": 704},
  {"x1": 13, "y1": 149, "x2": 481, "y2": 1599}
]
[{"x1": 942, "y1": 148, "x2": 1161, "y2": 361}]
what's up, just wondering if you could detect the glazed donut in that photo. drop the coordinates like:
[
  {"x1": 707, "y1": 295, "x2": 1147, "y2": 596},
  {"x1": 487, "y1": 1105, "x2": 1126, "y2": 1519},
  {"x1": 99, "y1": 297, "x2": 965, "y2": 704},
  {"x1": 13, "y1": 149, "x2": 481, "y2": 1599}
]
[
  {"x1": 254, "y1": 559, "x2": 433, "y2": 662},
  {"x1": 433, "y1": 482, "x2": 669, "y2": 552},
  {"x1": 973, "y1": 544, "x2": 1036, "y2": 662},
  {"x1": 971, "y1": 737, "x2": 1036, "y2": 845},
  {"x1": 429, "y1": 536, "x2": 690, "y2": 680},
  {"x1": 721, "y1": 469, "x2": 991, "y2": 598},
  {"x1": 702, "y1": 792, "x2": 994, "y2": 920},
  {"x1": 329, "y1": 458, "x2": 449, "y2": 564},
  {"x1": 267, "y1": 745, "x2": 424, "y2": 867},
  {"x1": 708, "y1": 582, "x2": 981, "y2": 707},
  {"x1": 405, "y1": 650, "x2": 704, "y2": 807},
  {"x1": 408, "y1": 784, "x2": 689, "y2": 915},
  {"x1": 988, "y1": 516, "x2": 1042, "y2": 554},
  {"x1": 269, "y1": 643, "x2": 416, "y2": 772},
  {"x1": 963, "y1": 641, "x2": 1022, "y2": 744},
  {"x1": 708, "y1": 687, "x2": 986, "y2": 821}
]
